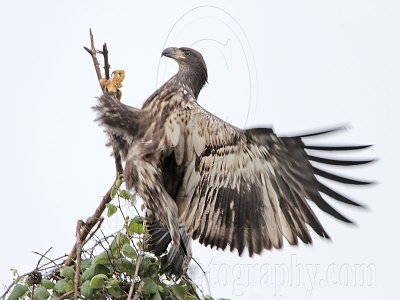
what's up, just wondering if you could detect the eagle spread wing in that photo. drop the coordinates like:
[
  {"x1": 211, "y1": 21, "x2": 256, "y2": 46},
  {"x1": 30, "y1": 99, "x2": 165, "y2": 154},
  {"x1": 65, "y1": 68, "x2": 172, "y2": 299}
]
[
  {"x1": 95, "y1": 47, "x2": 372, "y2": 275},
  {"x1": 158, "y1": 99, "x2": 371, "y2": 256}
]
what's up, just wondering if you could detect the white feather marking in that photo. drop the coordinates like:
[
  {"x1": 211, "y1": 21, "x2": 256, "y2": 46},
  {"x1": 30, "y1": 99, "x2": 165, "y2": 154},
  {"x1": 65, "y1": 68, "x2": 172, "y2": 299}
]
[
  {"x1": 265, "y1": 179, "x2": 283, "y2": 248},
  {"x1": 186, "y1": 134, "x2": 194, "y2": 162},
  {"x1": 192, "y1": 128, "x2": 205, "y2": 156},
  {"x1": 174, "y1": 124, "x2": 185, "y2": 165},
  {"x1": 166, "y1": 119, "x2": 181, "y2": 147}
]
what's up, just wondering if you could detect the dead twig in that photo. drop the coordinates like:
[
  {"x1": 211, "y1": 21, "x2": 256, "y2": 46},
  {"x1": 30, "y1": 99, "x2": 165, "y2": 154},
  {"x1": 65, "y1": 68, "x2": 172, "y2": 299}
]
[
  {"x1": 132, "y1": 281, "x2": 145, "y2": 300},
  {"x1": 97, "y1": 43, "x2": 110, "y2": 80},
  {"x1": 83, "y1": 28, "x2": 103, "y2": 88},
  {"x1": 81, "y1": 217, "x2": 104, "y2": 248},
  {"x1": 127, "y1": 254, "x2": 143, "y2": 300},
  {"x1": 63, "y1": 178, "x2": 121, "y2": 266},
  {"x1": 74, "y1": 220, "x2": 84, "y2": 300},
  {"x1": 35, "y1": 247, "x2": 53, "y2": 269},
  {"x1": 59, "y1": 290, "x2": 74, "y2": 300},
  {"x1": 32, "y1": 250, "x2": 58, "y2": 269},
  {"x1": 128, "y1": 209, "x2": 146, "y2": 300}
]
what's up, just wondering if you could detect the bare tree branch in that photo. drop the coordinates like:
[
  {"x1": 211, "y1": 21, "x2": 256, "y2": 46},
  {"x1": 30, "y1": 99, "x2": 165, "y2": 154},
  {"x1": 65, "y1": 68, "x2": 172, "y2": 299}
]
[
  {"x1": 97, "y1": 43, "x2": 110, "y2": 80},
  {"x1": 35, "y1": 247, "x2": 53, "y2": 269},
  {"x1": 74, "y1": 220, "x2": 84, "y2": 300},
  {"x1": 81, "y1": 217, "x2": 104, "y2": 248},
  {"x1": 32, "y1": 250, "x2": 58, "y2": 269},
  {"x1": 83, "y1": 28, "x2": 103, "y2": 87},
  {"x1": 63, "y1": 178, "x2": 121, "y2": 266},
  {"x1": 127, "y1": 254, "x2": 143, "y2": 300},
  {"x1": 132, "y1": 281, "x2": 144, "y2": 300},
  {"x1": 64, "y1": 29, "x2": 124, "y2": 267}
]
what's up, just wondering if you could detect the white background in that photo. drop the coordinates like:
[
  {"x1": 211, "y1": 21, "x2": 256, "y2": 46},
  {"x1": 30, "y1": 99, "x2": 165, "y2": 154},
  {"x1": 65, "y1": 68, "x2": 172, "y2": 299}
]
[{"x1": 0, "y1": 1, "x2": 398, "y2": 299}]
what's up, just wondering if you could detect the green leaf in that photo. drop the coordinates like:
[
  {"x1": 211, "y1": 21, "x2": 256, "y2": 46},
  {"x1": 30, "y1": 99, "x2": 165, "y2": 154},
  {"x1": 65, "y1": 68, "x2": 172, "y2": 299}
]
[
  {"x1": 150, "y1": 291, "x2": 162, "y2": 300},
  {"x1": 119, "y1": 189, "x2": 132, "y2": 200},
  {"x1": 110, "y1": 178, "x2": 122, "y2": 199},
  {"x1": 7, "y1": 284, "x2": 28, "y2": 300},
  {"x1": 94, "y1": 264, "x2": 110, "y2": 276},
  {"x1": 90, "y1": 274, "x2": 108, "y2": 289},
  {"x1": 148, "y1": 263, "x2": 159, "y2": 277},
  {"x1": 127, "y1": 217, "x2": 144, "y2": 235},
  {"x1": 33, "y1": 286, "x2": 50, "y2": 300},
  {"x1": 40, "y1": 279, "x2": 54, "y2": 289},
  {"x1": 80, "y1": 280, "x2": 95, "y2": 298},
  {"x1": 93, "y1": 251, "x2": 112, "y2": 265},
  {"x1": 127, "y1": 221, "x2": 138, "y2": 235},
  {"x1": 171, "y1": 284, "x2": 190, "y2": 300},
  {"x1": 81, "y1": 265, "x2": 95, "y2": 282},
  {"x1": 142, "y1": 278, "x2": 158, "y2": 295},
  {"x1": 110, "y1": 233, "x2": 129, "y2": 253},
  {"x1": 105, "y1": 278, "x2": 119, "y2": 289},
  {"x1": 53, "y1": 279, "x2": 67, "y2": 294},
  {"x1": 106, "y1": 203, "x2": 117, "y2": 217},
  {"x1": 132, "y1": 215, "x2": 143, "y2": 224},
  {"x1": 116, "y1": 257, "x2": 135, "y2": 274},
  {"x1": 81, "y1": 263, "x2": 110, "y2": 282},
  {"x1": 115, "y1": 176, "x2": 122, "y2": 188},
  {"x1": 81, "y1": 258, "x2": 92, "y2": 271},
  {"x1": 107, "y1": 286, "x2": 123, "y2": 298},
  {"x1": 65, "y1": 280, "x2": 73, "y2": 293},
  {"x1": 60, "y1": 266, "x2": 75, "y2": 280},
  {"x1": 121, "y1": 244, "x2": 137, "y2": 259}
]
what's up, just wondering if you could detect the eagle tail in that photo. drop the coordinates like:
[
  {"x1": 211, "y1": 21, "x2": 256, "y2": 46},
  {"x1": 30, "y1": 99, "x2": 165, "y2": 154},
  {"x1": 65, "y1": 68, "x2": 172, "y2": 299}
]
[
  {"x1": 146, "y1": 213, "x2": 192, "y2": 276},
  {"x1": 146, "y1": 213, "x2": 172, "y2": 256},
  {"x1": 166, "y1": 227, "x2": 192, "y2": 276}
]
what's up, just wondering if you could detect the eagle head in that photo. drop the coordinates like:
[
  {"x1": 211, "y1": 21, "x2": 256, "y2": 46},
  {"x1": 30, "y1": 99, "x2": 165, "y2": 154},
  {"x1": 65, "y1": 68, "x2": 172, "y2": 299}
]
[{"x1": 162, "y1": 47, "x2": 208, "y2": 98}]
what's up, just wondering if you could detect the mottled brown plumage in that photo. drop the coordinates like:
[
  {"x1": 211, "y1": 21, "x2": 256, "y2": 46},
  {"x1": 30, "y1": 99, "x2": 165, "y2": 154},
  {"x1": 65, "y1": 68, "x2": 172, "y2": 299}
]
[{"x1": 95, "y1": 47, "x2": 372, "y2": 275}]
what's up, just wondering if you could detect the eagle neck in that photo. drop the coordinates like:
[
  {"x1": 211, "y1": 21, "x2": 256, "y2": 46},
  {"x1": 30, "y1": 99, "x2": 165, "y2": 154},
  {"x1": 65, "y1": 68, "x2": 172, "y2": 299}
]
[{"x1": 176, "y1": 65, "x2": 207, "y2": 99}]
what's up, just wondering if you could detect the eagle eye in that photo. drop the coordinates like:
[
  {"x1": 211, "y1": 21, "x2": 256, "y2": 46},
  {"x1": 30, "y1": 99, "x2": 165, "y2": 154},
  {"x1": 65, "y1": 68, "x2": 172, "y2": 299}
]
[{"x1": 183, "y1": 50, "x2": 191, "y2": 57}]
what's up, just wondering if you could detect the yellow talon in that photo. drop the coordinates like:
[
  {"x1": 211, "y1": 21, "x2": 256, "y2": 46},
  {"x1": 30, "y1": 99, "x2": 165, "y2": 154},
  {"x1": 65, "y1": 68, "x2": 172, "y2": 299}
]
[{"x1": 100, "y1": 70, "x2": 125, "y2": 93}]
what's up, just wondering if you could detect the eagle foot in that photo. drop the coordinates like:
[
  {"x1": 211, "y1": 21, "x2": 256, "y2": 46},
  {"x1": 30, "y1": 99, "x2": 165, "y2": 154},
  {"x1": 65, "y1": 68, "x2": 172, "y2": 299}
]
[{"x1": 100, "y1": 70, "x2": 125, "y2": 93}]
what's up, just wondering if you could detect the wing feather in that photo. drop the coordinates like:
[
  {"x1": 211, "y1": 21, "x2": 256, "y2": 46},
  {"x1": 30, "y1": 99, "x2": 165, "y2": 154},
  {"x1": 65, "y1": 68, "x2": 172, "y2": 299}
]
[{"x1": 159, "y1": 97, "x2": 372, "y2": 256}]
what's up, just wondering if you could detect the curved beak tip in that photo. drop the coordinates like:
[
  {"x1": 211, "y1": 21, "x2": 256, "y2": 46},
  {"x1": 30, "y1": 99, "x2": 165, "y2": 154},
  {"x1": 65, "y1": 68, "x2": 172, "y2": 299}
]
[{"x1": 161, "y1": 47, "x2": 180, "y2": 58}]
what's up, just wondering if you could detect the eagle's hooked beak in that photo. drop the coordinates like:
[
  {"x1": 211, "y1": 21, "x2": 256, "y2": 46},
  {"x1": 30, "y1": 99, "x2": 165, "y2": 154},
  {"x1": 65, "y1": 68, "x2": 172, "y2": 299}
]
[{"x1": 161, "y1": 47, "x2": 185, "y2": 60}]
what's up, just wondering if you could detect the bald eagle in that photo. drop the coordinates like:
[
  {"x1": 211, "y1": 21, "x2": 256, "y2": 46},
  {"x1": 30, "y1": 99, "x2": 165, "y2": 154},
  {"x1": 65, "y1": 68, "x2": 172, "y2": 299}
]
[{"x1": 95, "y1": 47, "x2": 372, "y2": 275}]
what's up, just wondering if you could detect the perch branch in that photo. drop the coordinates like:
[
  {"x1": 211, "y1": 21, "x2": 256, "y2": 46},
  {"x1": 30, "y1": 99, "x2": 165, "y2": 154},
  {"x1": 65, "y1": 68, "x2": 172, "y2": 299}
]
[
  {"x1": 64, "y1": 29, "x2": 123, "y2": 266},
  {"x1": 97, "y1": 43, "x2": 110, "y2": 80}
]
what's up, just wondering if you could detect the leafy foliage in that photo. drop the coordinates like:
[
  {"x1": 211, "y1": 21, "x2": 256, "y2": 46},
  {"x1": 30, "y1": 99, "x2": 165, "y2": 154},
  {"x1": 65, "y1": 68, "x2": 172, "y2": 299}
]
[{"x1": 1, "y1": 185, "x2": 227, "y2": 300}]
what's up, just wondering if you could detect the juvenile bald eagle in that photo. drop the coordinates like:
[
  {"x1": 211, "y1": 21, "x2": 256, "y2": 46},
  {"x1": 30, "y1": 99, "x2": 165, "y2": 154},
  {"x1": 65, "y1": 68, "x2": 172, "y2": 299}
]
[{"x1": 95, "y1": 47, "x2": 372, "y2": 275}]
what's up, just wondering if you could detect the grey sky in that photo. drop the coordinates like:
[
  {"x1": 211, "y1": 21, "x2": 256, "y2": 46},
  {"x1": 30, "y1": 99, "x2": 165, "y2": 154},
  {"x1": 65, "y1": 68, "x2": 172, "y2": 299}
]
[{"x1": 0, "y1": 1, "x2": 398, "y2": 299}]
